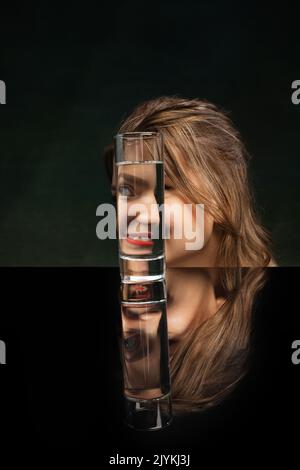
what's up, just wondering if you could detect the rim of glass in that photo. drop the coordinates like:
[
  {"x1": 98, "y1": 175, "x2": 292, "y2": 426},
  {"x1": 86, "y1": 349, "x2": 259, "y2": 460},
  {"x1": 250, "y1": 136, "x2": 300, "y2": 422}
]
[{"x1": 114, "y1": 131, "x2": 161, "y2": 140}]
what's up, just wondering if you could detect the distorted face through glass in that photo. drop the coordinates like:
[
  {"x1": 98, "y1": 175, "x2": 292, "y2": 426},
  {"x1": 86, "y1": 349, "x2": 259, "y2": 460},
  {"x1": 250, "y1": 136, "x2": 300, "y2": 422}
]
[{"x1": 116, "y1": 162, "x2": 163, "y2": 258}]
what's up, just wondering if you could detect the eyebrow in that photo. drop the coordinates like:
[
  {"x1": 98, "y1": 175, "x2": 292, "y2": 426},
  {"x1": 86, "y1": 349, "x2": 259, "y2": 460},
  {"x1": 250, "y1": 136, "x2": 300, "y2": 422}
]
[{"x1": 111, "y1": 173, "x2": 149, "y2": 193}]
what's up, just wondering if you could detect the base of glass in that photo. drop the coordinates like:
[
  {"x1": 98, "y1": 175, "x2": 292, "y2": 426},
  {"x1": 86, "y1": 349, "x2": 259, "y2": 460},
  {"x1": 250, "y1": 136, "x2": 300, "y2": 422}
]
[
  {"x1": 124, "y1": 393, "x2": 172, "y2": 431},
  {"x1": 119, "y1": 255, "x2": 165, "y2": 282}
]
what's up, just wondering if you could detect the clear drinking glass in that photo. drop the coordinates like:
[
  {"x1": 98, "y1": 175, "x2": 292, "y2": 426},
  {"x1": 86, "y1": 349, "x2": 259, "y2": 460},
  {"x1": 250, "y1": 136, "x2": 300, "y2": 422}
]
[
  {"x1": 114, "y1": 132, "x2": 165, "y2": 282},
  {"x1": 119, "y1": 279, "x2": 172, "y2": 430}
]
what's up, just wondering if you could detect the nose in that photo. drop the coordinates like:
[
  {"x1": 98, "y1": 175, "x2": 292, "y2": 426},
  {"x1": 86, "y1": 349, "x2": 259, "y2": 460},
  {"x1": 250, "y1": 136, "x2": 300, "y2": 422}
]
[{"x1": 134, "y1": 192, "x2": 161, "y2": 231}]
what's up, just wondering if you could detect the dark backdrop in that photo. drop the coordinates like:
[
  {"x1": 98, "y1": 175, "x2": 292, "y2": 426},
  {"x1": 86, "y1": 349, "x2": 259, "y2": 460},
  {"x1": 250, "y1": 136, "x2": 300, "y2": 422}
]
[{"x1": 0, "y1": 2, "x2": 299, "y2": 265}]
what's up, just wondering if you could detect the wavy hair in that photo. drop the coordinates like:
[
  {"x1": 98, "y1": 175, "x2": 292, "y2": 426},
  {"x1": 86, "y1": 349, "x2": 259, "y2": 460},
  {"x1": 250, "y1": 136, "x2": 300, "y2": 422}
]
[{"x1": 169, "y1": 267, "x2": 268, "y2": 414}]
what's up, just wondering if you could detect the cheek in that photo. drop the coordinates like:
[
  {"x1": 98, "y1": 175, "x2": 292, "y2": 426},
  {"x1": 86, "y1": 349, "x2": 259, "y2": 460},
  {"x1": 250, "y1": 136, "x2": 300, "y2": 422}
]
[
  {"x1": 164, "y1": 194, "x2": 215, "y2": 258},
  {"x1": 164, "y1": 195, "x2": 186, "y2": 256},
  {"x1": 190, "y1": 203, "x2": 214, "y2": 242},
  {"x1": 117, "y1": 197, "x2": 128, "y2": 216},
  {"x1": 164, "y1": 193, "x2": 186, "y2": 236}
]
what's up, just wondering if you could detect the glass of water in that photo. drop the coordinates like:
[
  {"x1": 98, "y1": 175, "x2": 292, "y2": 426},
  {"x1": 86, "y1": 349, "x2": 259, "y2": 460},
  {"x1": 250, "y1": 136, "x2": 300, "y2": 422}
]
[
  {"x1": 114, "y1": 132, "x2": 165, "y2": 282},
  {"x1": 119, "y1": 279, "x2": 172, "y2": 430}
]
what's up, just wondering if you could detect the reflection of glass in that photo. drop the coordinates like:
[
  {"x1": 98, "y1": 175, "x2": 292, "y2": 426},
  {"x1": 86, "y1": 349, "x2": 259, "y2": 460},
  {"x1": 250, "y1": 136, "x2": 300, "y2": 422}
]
[
  {"x1": 121, "y1": 301, "x2": 170, "y2": 400},
  {"x1": 120, "y1": 295, "x2": 172, "y2": 430},
  {"x1": 114, "y1": 132, "x2": 165, "y2": 281}
]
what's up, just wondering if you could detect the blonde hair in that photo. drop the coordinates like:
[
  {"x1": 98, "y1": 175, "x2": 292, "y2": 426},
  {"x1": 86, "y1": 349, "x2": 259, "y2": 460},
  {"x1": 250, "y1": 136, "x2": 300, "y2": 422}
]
[
  {"x1": 170, "y1": 267, "x2": 268, "y2": 414},
  {"x1": 106, "y1": 95, "x2": 274, "y2": 267}
]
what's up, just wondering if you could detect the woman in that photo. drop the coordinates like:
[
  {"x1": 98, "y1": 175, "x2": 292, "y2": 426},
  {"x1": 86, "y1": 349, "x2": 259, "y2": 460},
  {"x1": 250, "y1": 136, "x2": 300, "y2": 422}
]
[{"x1": 105, "y1": 96, "x2": 276, "y2": 267}]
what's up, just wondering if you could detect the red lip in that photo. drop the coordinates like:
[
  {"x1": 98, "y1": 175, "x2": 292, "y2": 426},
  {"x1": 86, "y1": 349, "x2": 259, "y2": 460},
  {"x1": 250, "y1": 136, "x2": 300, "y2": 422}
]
[
  {"x1": 132, "y1": 285, "x2": 150, "y2": 300},
  {"x1": 126, "y1": 232, "x2": 154, "y2": 247}
]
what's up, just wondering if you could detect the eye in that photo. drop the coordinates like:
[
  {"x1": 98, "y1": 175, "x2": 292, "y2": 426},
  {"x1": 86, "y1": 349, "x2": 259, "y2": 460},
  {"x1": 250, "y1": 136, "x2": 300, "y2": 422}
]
[
  {"x1": 118, "y1": 184, "x2": 134, "y2": 197},
  {"x1": 124, "y1": 334, "x2": 140, "y2": 352},
  {"x1": 165, "y1": 184, "x2": 173, "y2": 190}
]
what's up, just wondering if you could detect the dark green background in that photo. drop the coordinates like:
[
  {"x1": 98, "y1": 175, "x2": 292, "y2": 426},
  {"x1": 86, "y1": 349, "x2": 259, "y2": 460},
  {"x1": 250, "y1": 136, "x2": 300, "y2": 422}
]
[{"x1": 0, "y1": 2, "x2": 299, "y2": 265}]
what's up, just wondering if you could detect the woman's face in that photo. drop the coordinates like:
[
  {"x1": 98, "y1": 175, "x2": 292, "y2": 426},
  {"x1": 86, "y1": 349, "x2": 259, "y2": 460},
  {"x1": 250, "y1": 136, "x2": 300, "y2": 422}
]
[
  {"x1": 111, "y1": 164, "x2": 217, "y2": 267},
  {"x1": 115, "y1": 162, "x2": 163, "y2": 257}
]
